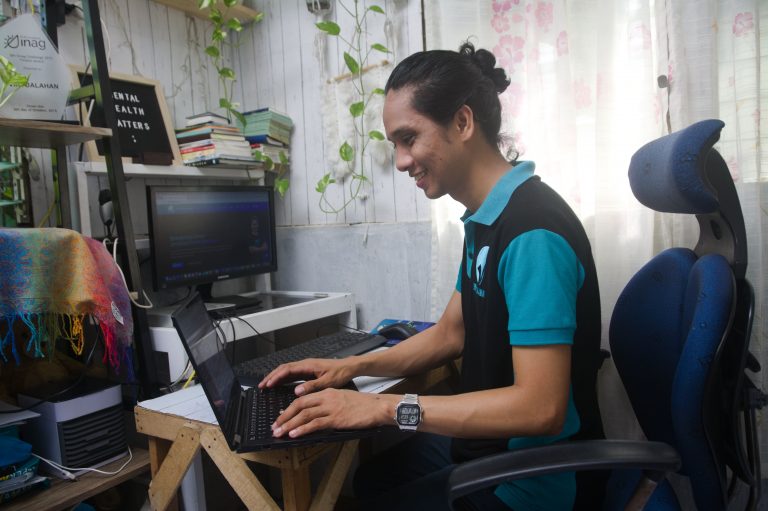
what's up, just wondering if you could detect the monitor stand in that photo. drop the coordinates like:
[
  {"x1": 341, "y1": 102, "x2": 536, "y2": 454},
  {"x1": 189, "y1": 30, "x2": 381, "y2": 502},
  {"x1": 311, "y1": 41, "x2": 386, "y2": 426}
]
[{"x1": 197, "y1": 283, "x2": 263, "y2": 313}]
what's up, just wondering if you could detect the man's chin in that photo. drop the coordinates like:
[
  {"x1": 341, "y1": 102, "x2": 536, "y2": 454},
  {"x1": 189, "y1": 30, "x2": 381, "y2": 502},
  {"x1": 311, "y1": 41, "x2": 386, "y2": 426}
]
[{"x1": 423, "y1": 188, "x2": 447, "y2": 200}]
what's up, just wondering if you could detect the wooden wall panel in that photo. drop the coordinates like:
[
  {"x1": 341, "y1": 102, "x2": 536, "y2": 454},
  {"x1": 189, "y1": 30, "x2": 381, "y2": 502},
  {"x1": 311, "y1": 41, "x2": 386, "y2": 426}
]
[{"x1": 28, "y1": 0, "x2": 427, "y2": 230}]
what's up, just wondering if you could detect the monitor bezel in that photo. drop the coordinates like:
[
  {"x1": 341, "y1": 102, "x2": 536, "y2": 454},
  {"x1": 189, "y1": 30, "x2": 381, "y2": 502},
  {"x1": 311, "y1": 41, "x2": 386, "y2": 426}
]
[{"x1": 146, "y1": 184, "x2": 278, "y2": 292}]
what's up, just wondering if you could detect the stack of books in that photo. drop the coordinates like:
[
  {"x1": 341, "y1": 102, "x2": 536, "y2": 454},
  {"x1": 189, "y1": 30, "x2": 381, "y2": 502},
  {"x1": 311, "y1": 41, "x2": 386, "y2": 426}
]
[
  {"x1": 240, "y1": 108, "x2": 293, "y2": 168},
  {"x1": 0, "y1": 402, "x2": 49, "y2": 504},
  {"x1": 176, "y1": 112, "x2": 257, "y2": 168}
]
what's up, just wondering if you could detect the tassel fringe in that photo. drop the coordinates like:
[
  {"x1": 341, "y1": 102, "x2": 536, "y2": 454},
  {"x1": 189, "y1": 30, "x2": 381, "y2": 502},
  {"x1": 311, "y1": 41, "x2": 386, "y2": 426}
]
[{"x1": 0, "y1": 313, "x2": 132, "y2": 377}]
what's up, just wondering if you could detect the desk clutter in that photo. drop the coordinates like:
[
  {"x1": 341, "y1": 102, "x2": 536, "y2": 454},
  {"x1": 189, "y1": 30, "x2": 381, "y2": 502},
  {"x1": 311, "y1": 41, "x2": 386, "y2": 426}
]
[
  {"x1": 0, "y1": 229, "x2": 135, "y2": 504},
  {"x1": 0, "y1": 434, "x2": 49, "y2": 504}
]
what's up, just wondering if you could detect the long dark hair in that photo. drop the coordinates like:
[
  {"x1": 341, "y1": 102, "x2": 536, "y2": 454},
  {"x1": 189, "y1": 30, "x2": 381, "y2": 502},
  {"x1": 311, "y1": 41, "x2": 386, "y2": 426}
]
[{"x1": 385, "y1": 41, "x2": 515, "y2": 158}]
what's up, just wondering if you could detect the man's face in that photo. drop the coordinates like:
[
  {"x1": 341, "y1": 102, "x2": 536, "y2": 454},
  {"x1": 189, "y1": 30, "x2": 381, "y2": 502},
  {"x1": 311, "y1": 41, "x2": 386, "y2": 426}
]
[{"x1": 383, "y1": 87, "x2": 462, "y2": 200}]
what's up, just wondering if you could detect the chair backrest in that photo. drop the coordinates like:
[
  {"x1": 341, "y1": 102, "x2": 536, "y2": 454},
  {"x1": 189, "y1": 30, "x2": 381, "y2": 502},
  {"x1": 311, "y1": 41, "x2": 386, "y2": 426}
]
[{"x1": 608, "y1": 119, "x2": 761, "y2": 510}]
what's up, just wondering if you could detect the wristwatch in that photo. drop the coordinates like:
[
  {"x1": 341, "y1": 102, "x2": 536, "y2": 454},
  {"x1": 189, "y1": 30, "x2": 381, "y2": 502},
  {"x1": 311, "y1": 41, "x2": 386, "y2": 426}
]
[{"x1": 394, "y1": 394, "x2": 421, "y2": 431}]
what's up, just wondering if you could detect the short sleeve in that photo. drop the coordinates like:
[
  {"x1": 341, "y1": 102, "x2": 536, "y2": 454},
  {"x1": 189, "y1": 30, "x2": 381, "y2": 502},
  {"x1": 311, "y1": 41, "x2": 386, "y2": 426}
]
[{"x1": 497, "y1": 229, "x2": 585, "y2": 345}]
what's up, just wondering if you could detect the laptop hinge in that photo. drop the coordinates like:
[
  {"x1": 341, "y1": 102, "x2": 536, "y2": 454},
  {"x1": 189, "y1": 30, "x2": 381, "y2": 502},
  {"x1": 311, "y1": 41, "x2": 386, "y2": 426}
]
[{"x1": 231, "y1": 390, "x2": 247, "y2": 448}]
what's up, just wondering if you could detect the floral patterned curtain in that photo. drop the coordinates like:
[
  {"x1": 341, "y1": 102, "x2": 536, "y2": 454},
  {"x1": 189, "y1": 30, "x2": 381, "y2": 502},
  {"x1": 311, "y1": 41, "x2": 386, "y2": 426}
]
[{"x1": 425, "y1": 0, "x2": 766, "y2": 469}]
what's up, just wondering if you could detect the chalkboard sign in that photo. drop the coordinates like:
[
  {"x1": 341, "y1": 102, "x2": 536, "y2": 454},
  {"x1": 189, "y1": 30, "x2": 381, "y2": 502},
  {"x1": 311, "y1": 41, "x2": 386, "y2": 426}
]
[{"x1": 71, "y1": 67, "x2": 182, "y2": 165}]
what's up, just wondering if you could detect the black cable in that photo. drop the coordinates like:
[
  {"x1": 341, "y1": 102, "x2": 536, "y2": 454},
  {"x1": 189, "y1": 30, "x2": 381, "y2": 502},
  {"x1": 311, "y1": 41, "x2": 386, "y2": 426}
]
[
  {"x1": 225, "y1": 315, "x2": 236, "y2": 365},
  {"x1": 315, "y1": 321, "x2": 369, "y2": 338},
  {"x1": 212, "y1": 310, "x2": 275, "y2": 348},
  {"x1": 163, "y1": 287, "x2": 193, "y2": 308},
  {"x1": 0, "y1": 331, "x2": 101, "y2": 413}
]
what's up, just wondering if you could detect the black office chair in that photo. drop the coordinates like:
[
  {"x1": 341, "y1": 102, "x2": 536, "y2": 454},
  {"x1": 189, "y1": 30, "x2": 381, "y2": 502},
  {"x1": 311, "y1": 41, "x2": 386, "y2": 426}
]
[{"x1": 446, "y1": 119, "x2": 766, "y2": 510}]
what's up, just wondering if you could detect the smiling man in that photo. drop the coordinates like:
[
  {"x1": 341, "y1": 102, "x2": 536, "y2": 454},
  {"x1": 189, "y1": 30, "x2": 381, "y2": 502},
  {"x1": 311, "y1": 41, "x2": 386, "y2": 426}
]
[{"x1": 261, "y1": 42, "x2": 605, "y2": 511}]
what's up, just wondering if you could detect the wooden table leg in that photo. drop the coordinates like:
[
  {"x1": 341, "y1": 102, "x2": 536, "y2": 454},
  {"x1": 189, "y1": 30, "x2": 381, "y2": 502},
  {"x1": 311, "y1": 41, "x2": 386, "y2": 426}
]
[
  {"x1": 147, "y1": 437, "x2": 180, "y2": 511},
  {"x1": 148, "y1": 426, "x2": 201, "y2": 511},
  {"x1": 282, "y1": 464, "x2": 312, "y2": 511},
  {"x1": 201, "y1": 427, "x2": 280, "y2": 511},
  {"x1": 309, "y1": 440, "x2": 359, "y2": 511}
]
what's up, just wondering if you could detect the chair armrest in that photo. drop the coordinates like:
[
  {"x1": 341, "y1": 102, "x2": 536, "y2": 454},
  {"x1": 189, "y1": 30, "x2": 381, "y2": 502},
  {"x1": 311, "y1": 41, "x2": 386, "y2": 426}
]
[{"x1": 447, "y1": 439, "x2": 680, "y2": 501}]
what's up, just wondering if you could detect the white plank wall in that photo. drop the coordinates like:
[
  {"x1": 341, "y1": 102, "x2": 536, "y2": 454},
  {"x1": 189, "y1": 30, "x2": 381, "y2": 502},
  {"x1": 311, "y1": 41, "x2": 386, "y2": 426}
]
[
  {"x1": 233, "y1": 0, "x2": 430, "y2": 226},
  {"x1": 27, "y1": 0, "x2": 430, "y2": 232},
  {"x1": 21, "y1": 0, "x2": 435, "y2": 328}
]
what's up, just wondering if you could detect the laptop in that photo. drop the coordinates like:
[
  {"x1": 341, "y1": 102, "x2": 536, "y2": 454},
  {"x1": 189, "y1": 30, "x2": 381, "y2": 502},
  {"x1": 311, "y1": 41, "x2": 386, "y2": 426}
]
[{"x1": 171, "y1": 292, "x2": 384, "y2": 452}]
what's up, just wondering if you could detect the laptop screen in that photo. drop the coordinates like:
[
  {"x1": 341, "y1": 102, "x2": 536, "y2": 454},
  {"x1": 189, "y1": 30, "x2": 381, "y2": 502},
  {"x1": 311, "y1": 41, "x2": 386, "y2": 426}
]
[{"x1": 171, "y1": 293, "x2": 239, "y2": 426}]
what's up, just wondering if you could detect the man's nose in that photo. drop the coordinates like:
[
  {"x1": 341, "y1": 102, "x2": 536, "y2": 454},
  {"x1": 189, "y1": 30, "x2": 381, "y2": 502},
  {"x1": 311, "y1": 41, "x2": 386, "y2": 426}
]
[{"x1": 394, "y1": 147, "x2": 412, "y2": 173}]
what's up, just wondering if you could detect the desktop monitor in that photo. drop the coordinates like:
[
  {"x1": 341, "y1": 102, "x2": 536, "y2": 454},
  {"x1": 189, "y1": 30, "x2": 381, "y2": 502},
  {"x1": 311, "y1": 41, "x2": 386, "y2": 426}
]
[{"x1": 146, "y1": 185, "x2": 277, "y2": 300}]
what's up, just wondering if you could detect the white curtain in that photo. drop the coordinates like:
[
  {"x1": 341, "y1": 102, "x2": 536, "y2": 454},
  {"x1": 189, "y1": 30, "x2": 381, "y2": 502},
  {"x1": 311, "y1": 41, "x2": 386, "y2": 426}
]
[{"x1": 424, "y1": 0, "x2": 767, "y2": 469}]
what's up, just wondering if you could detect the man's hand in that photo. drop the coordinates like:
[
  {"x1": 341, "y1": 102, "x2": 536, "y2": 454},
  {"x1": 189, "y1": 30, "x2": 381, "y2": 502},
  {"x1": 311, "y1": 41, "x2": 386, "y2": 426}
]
[
  {"x1": 258, "y1": 358, "x2": 357, "y2": 396},
  {"x1": 271, "y1": 388, "x2": 394, "y2": 438}
]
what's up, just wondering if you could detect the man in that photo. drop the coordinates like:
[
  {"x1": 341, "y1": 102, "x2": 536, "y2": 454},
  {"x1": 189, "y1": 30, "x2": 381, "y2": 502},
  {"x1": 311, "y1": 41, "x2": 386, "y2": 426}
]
[{"x1": 261, "y1": 42, "x2": 604, "y2": 510}]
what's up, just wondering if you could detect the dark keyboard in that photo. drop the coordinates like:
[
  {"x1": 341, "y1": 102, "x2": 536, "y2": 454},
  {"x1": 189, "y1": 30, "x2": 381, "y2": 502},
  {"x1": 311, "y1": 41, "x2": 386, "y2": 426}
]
[
  {"x1": 247, "y1": 386, "x2": 297, "y2": 440},
  {"x1": 234, "y1": 331, "x2": 386, "y2": 386}
]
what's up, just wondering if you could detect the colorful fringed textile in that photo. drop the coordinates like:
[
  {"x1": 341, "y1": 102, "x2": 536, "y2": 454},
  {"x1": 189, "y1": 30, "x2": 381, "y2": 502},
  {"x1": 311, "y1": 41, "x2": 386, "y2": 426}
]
[{"x1": 0, "y1": 228, "x2": 133, "y2": 377}]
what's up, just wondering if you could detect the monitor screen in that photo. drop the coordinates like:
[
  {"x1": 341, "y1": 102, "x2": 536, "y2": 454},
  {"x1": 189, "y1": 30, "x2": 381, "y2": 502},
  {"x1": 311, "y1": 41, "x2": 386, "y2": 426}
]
[{"x1": 147, "y1": 185, "x2": 277, "y2": 293}]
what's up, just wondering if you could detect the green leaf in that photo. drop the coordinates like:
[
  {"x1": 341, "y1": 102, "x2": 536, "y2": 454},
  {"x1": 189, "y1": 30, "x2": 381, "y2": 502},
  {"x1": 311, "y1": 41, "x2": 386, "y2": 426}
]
[
  {"x1": 316, "y1": 173, "x2": 336, "y2": 193},
  {"x1": 278, "y1": 151, "x2": 289, "y2": 165},
  {"x1": 219, "y1": 67, "x2": 236, "y2": 79},
  {"x1": 275, "y1": 178, "x2": 290, "y2": 197},
  {"x1": 368, "y1": 130, "x2": 385, "y2": 141},
  {"x1": 253, "y1": 12, "x2": 265, "y2": 23},
  {"x1": 223, "y1": 0, "x2": 238, "y2": 7},
  {"x1": 219, "y1": 97, "x2": 233, "y2": 109},
  {"x1": 198, "y1": 0, "x2": 214, "y2": 9},
  {"x1": 212, "y1": 29, "x2": 227, "y2": 42},
  {"x1": 368, "y1": 5, "x2": 385, "y2": 14},
  {"x1": 263, "y1": 156, "x2": 274, "y2": 171},
  {"x1": 8, "y1": 74, "x2": 27, "y2": 87},
  {"x1": 339, "y1": 141, "x2": 354, "y2": 162},
  {"x1": 349, "y1": 101, "x2": 364, "y2": 117},
  {"x1": 227, "y1": 18, "x2": 243, "y2": 32},
  {"x1": 205, "y1": 45, "x2": 220, "y2": 58},
  {"x1": 232, "y1": 110, "x2": 246, "y2": 127},
  {"x1": 352, "y1": 173, "x2": 370, "y2": 182},
  {"x1": 316, "y1": 21, "x2": 340, "y2": 36},
  {"x1": 252, "y1": 150, "x2": 264, "y2": 161},
  {"x1": 210, "y1": 10, "x2": 223, "y2": 24},
  {"x1": 371, "y1": 87, "x2": 385, "y2": 95},
  {"x1": 371, "y1": 43, "x2": 389, "y2": 53},
  {"x1": 343, "y1": 52, "x2": 359, "y2": 75}
]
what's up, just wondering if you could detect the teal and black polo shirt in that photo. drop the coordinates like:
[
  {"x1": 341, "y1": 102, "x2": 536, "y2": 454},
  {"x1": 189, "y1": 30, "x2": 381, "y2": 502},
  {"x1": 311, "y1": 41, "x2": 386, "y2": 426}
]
[{"x1": 454, "y1": 161, "x2": 603, "y2": 510}]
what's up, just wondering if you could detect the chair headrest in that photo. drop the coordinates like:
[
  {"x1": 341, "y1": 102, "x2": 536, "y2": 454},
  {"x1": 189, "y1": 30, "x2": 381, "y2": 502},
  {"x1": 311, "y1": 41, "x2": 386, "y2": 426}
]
[
  {"x1": 628, "y1": 119, "x2": 747, "y2": 278},
  {"x1": 629, "y1": 119, "x2": 725, "y2": 214}
]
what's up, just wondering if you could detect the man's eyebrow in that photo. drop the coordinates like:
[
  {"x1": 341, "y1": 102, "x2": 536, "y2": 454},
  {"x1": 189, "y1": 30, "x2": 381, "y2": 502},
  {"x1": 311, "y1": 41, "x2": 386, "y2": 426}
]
[{"x1": 388, "y1": 127, "x2": 412, "y2": 141}]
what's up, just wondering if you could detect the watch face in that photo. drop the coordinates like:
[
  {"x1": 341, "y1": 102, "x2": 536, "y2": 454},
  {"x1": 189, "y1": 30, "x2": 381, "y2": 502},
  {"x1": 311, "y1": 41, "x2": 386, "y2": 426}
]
[{"x1": 396, "y1": 403, "x2": 420, "y2": 425}]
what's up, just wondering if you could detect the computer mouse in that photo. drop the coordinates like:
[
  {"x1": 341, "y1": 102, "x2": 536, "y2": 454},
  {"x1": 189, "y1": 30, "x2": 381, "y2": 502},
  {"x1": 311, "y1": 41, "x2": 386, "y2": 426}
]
[{"x1": 376, "y1": 322, "x2": 419, "y2": 340}]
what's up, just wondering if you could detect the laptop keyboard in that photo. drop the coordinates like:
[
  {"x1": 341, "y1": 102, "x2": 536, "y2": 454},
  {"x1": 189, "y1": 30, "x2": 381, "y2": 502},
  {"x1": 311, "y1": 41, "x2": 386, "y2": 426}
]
[
  {"x1": 247, "y1": 386, "x2": 298, "y2": 441},
  {"x1": 234, "y1": 331, "x2": 386, "y2": 385}
]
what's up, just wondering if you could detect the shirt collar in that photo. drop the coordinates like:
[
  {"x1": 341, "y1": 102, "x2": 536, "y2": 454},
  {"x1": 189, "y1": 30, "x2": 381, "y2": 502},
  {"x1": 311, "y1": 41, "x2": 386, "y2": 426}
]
[{"x1": 461, "y1": 161, "x2": 536, "y2": 226}]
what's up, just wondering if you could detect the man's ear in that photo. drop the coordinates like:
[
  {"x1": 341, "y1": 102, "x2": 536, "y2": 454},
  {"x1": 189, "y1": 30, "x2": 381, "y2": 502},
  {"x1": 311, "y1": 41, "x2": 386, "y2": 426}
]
[{"x1": 454, "y1": 104, "x2": 475, "y2": 141}]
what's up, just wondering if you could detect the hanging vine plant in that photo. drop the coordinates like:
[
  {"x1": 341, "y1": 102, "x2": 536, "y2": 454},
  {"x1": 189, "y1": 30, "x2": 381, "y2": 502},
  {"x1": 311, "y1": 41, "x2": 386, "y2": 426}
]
[
  {"x1": 198, "y1": 0, "x2": 263, "y2": 126},
  {"x1": 315, "y1": 0, "x2": 390, "y2": 214}
]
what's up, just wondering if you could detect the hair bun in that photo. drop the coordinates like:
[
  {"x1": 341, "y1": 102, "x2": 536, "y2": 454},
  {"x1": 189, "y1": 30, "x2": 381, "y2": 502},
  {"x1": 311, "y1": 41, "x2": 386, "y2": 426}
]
[{"x1": 459, "y1": 42, "x2": 511, "y2": 94}]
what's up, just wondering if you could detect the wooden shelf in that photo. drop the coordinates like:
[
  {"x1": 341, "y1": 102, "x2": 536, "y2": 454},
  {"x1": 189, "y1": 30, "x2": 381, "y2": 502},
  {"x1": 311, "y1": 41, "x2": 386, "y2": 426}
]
[
  {"x1": 75, "y1": 161, "x2": 265, "y2": 180},
  {"x1": 152, "y1": 0, "x2": 261, "y2": 23},
  {"x1": 0, "y1": 119, "x2": 111, "y2": 149},
  {"x1": 3, "y1": 448, "x2": 150, "y2": 511}
]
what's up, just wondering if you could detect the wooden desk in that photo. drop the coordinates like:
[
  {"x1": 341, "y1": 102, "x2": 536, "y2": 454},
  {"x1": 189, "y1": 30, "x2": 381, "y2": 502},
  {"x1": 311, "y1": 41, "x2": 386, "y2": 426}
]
[
  {"x1": 134, "y1": 363, "x2": 456, "y2": 511},
  {"x1": 135, "y1": 404, "x2": 356, "y2": 511}
]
